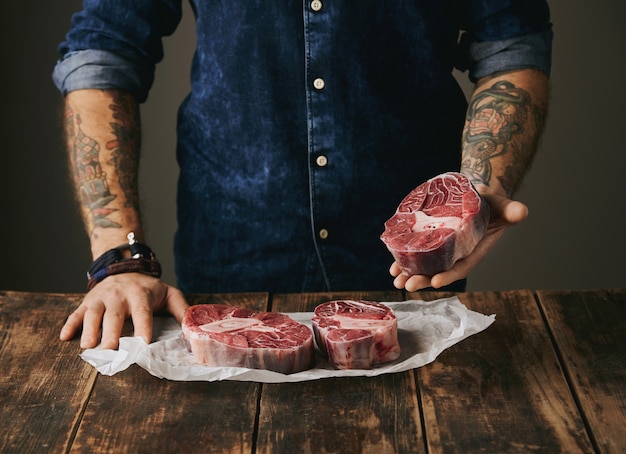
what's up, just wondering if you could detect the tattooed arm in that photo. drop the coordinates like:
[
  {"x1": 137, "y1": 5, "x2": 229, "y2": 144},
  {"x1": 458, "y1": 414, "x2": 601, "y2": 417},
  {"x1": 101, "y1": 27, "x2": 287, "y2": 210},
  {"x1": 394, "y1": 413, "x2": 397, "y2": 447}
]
[
  {"x1": 461, "y1": 69, "x2": 549, "y2": 197},
  {"x1": 64, "y1": 89, "x2": 142, "y2": 253},
  {"x1": 61, "y1": 89, "x2": 188, "y2": 349},
  {"x1": 392, "y1": 68, "x2": 549, "y2": 291}
]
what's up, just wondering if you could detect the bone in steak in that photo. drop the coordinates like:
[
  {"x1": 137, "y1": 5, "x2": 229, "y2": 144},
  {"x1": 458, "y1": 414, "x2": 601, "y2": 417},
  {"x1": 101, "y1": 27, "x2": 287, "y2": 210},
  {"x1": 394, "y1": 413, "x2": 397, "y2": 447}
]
[
  {"x1": 182, "y1": 304, "x2": 315, "y2": 374},
  {"x1": 311, "y1": 300, "x2": 401, "y2": 370},
  {"x1": 380, "y1": 172, "x2": 489, "y2": 276}
]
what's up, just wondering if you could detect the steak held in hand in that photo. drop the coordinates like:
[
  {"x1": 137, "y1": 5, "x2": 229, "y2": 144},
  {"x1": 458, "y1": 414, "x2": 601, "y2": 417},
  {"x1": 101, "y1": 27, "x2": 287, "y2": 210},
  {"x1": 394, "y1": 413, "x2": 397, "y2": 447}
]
[{"x1": 381, "y1": 172, "x2": 490, "y2": 277}]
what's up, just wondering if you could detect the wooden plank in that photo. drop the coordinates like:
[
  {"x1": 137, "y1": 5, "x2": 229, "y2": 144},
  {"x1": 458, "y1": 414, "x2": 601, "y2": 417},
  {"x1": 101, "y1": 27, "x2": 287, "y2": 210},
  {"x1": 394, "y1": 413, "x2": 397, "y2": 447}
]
[
  {"x1": 415, "y1": 290, "x2": 594, "y2": 453},
  {"x1": 537, "y1": 289, "x2": 626, "y2": 454},
  {"x1": 71, "y1": 367, "x2": 260, "y2": 453},
  {"x1": 70, "y1": 292, "x2": 269, "y2": 453},
  {"x1": 256, "y1": 291, "x2": 426, "y2": 454},
  {"x1": 0, "y1": 291, "x2": 97, "y2": 453}
]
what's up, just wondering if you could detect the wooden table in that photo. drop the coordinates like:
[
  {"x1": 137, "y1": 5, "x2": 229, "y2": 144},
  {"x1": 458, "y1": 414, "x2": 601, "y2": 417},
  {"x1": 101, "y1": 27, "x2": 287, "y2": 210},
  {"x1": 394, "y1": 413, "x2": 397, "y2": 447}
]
[{"x1": 1, "y1": 289, "x2": 624, "y2": 453}]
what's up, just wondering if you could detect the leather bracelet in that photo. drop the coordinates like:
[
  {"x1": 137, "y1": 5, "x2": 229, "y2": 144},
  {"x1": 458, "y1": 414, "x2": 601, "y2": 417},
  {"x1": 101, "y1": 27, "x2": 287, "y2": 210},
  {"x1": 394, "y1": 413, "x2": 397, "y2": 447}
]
[
  {"x1": 86, "y1": 232, "x2": 162, "y2": 290},
  {"x1": 87, "y1": 248, "x2": 124, "y2": 277},
  {"x1": 87, "y1": 257, "x2": 162, "y2": 290}
]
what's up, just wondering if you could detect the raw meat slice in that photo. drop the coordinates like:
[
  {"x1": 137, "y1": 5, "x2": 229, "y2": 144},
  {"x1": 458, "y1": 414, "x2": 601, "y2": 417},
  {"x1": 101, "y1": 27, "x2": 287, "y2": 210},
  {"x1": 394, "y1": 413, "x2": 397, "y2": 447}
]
[
  {"x1": 311, "y1": 300, "x2": 401, "y2": 370},
  {"x1": 182, "y1": 304, "x2": 315, "y2": 374},
  {"x1": 380, "y1": 172, "x2": 489, "y2": 276}
]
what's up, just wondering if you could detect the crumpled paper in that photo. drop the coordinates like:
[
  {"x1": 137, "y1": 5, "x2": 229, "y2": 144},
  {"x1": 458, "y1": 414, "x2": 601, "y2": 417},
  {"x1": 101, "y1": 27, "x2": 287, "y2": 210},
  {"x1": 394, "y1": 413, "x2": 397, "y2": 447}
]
[{"x1": 81, "y1": 297, "x2": 495, "y2": 383}]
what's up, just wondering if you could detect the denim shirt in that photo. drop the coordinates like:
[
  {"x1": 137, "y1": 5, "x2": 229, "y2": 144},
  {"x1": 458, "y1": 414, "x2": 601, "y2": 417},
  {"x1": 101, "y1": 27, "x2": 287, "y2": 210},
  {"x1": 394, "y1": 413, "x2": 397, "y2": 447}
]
[{"x1": 53, "y1": 1, "x2": 552, "y2": 293}]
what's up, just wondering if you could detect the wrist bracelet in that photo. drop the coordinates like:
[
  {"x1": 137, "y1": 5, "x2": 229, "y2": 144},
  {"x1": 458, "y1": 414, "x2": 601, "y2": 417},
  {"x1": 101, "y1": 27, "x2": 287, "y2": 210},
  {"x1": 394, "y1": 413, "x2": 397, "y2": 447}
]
[
  {"x1": 86, "y1": 232, "x2": 162, "y2": 290},
  {"x1": 87, "y1": 257, "x2": 162, "y2": 290}
]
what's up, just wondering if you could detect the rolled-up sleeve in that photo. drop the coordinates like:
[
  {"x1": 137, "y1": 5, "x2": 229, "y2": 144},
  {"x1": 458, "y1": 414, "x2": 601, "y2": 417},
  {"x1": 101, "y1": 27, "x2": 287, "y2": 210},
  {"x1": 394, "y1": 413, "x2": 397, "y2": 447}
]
[
  {"x1": 51, "y1": 0, "x2": 182, "y2": 102},
  {"x1": 52, "y1": 49, "x2": 154, "y2": 102},
  {"x1": 468, "y1": 29, "x2": 553, "y2": 81},
  {"x1": 457, "y1": 0, "x2": 553, "y2": 81}
]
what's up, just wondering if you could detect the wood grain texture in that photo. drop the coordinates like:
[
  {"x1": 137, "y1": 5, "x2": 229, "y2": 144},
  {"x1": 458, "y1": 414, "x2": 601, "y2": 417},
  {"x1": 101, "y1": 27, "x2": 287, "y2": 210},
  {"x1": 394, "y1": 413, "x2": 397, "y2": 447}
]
[
  {"x1": 185, "y1": 292, "x2": 270, "y2": 310},
  {"x1": 70, "y1": 292, "x2": 270, "y2": 453},
  {"x1": 416, "y1": 290, "x2": 594, "y2": 453},
  {"x1": 256, "y1": 291, "x2": 426, "y2": 454},
  {"x1": 537, "y1": 289, "x2": 626, "y2": 454},
  {"x1": 0, "y1": 291, "x2": 96, "y2": 453},
  {"x1": 3, "y1": 289, "x2": 623, "y2": 453},
  {"x1": 72, "y1": 367, "x2": 260, "y2": 453}
]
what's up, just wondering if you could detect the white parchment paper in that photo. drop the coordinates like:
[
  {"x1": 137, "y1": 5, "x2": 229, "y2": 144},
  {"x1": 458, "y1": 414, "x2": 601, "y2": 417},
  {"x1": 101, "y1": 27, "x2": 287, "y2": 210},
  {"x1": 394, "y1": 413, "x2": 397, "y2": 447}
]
[{"x1": 80, "y1": 297, "x2": 495, "y2": 383}]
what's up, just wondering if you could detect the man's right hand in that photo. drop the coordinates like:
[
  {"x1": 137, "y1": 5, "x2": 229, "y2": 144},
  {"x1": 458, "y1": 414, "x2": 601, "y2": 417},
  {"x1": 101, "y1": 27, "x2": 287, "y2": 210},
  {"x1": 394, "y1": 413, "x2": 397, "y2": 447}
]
[{"x1": 60, "y1": 273, "x2": 189, "y2": 350}]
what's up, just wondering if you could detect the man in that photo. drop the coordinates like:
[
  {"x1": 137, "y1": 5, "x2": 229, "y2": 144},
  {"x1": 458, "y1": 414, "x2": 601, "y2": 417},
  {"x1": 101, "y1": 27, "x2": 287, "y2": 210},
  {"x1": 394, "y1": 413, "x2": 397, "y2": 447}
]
[{"x1": 53, "y1": 1, "x2": 552, "y2": 349}]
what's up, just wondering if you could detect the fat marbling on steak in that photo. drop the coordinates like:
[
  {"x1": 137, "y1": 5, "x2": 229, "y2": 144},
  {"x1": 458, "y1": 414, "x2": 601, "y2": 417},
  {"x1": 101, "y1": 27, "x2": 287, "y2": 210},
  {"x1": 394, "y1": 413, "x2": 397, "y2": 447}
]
[
  {"x1": 182, "y1": 304, "x2": 315, "y2": 374},
  {"x1": 380, "y1": 172, "x2": 490, "y2": 277},
  {"x1": 311, "y1": 300, "x2": 400, "y2": 370}
]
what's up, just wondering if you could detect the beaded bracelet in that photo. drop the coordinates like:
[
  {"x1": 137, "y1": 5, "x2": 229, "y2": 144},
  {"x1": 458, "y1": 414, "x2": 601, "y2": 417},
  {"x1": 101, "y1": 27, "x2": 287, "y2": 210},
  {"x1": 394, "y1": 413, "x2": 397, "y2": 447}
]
[{"x1": 86, "y1": 232, "x2": 162, "y2": 290}]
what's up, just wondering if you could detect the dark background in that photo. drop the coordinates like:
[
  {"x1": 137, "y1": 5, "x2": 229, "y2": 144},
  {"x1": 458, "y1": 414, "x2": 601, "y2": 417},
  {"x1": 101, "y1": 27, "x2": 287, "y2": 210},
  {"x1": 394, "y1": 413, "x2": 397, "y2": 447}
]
[{"x1": 2, "y1": 1, "x2": 625, "y2": 293}]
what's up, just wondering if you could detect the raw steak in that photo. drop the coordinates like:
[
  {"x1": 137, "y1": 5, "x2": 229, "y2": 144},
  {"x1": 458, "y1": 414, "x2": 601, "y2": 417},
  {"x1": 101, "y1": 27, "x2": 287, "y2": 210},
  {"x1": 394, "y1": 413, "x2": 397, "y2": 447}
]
[
  {"x1": 182, "y1": 304, "x2": 315, "y2": 374},
  {"x1": 380, "y1": 172, "x2": 489, "y2": 276},
  {"x1": 311, "y1": 300, "x2": 401, "y2": 370}
]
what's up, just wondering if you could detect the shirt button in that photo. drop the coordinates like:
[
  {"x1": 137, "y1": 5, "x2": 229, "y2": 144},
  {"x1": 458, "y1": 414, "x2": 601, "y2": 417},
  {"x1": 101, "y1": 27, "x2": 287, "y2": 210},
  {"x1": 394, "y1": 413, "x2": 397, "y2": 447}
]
[
  {"x1": 316, "y1": 155, "x2": 328, "y2": 167},
  {"x1": 311, "y1": 1, "x2": 323, "y2": 12},
  {"x1": 319, "y1": 229, "x2": 329, "y2": 240},
  {"x1": 313, "y1": 78, "x2": 325, "y2": 90}
]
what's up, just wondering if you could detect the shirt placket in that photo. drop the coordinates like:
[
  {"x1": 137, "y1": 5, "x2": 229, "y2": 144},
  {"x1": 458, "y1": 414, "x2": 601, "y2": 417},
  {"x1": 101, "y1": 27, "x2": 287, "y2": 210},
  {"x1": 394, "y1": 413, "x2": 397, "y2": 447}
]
[{"x1": 303, "y1": 0, "x2": 334, "y2": 288}]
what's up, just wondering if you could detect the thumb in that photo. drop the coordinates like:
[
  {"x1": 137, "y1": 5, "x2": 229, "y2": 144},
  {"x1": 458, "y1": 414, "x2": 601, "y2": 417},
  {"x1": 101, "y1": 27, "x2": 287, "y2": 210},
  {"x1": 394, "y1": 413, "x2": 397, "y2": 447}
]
[
  {"x1": 502, "y1": 199, "x2": 528, "y2": 225},
  {"x1": 484, "y1": 193, "x2": 529, "y2": 225}
]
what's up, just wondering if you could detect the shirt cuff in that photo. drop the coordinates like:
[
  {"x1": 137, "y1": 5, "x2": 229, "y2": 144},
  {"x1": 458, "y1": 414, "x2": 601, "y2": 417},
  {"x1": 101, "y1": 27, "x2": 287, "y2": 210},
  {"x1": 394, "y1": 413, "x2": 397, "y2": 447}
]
[
  {"x1": 52, "y1": 49, "x2": 154, "y2": 102},
  {"x1": 467, "y1": 30, "x2": 553, "y2": 82}
]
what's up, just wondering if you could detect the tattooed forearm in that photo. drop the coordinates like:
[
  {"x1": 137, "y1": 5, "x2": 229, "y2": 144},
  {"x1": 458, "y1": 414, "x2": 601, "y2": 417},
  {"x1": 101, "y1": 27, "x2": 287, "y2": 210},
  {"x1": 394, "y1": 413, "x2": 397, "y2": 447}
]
[
  {"x1": 461, "y1": 78, "x2": 546, "y2": 196},
  {"x1": 106, "y1": 92, "x2": 141, "y2": 210},
  {"x1": 66, "y1": 106, "x2": 120, "y2": 229},
  {"x1": 64, "y1": 90, "x2": 142, "y2": 233}
]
